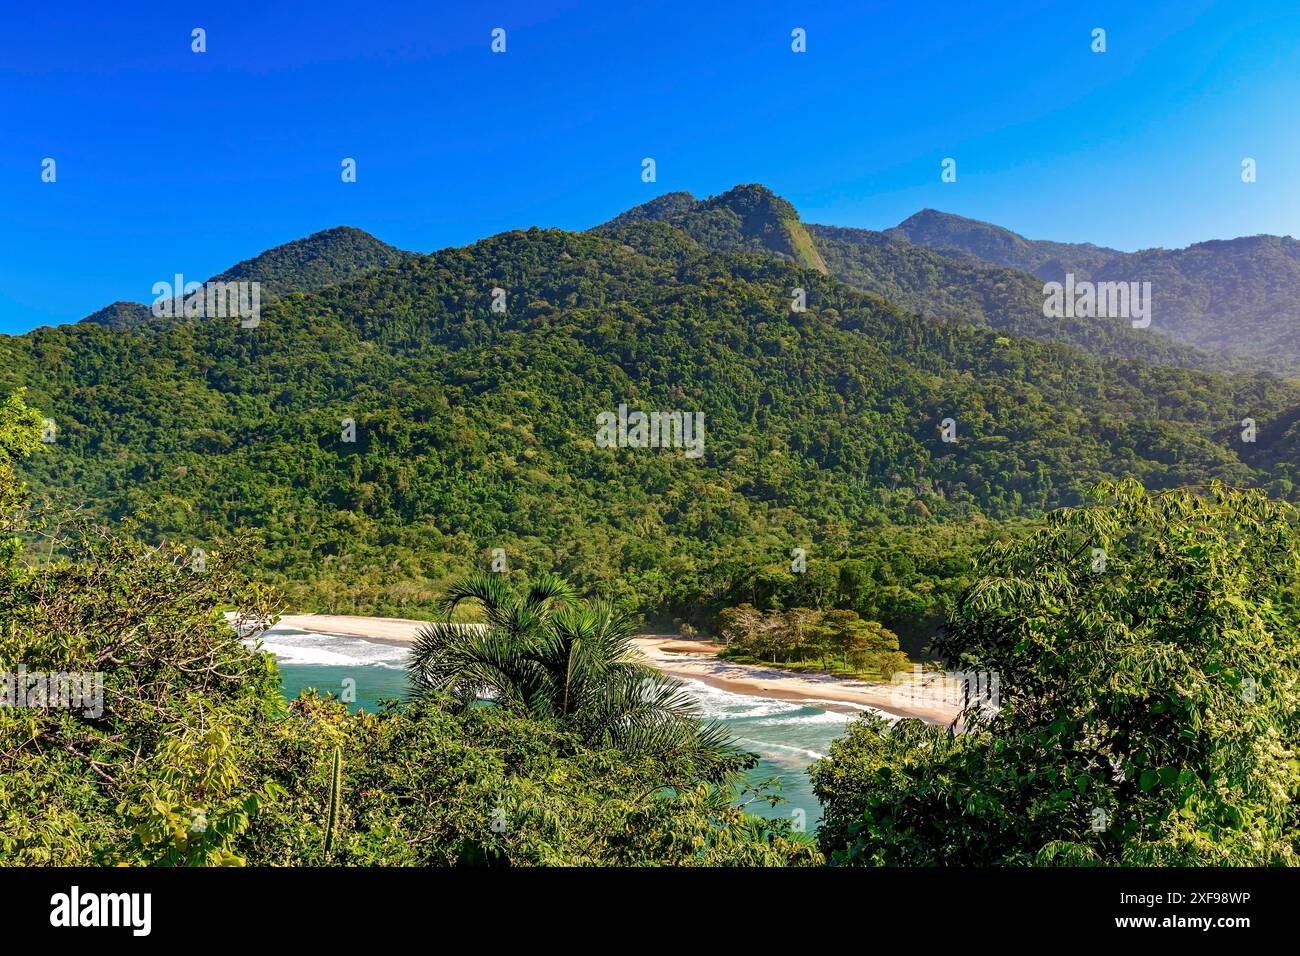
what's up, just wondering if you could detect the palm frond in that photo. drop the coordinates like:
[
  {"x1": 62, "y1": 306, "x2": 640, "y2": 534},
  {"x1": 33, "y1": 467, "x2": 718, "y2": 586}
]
[
  {"x1": 407, "y1": 621, "x2": 544, "y2": 713},
  {"x1": 524, "y1": 573, "x2": 579, "y2": 610},
  {"x1": 408, "y1": 574, "x2": 748, "y2": 781},
  {"x1": 578, "y1": 668, "x2": 746, "y2": 782},
  {"x1": 436, "y1": 572, "x2": 513, "y2": 621}
]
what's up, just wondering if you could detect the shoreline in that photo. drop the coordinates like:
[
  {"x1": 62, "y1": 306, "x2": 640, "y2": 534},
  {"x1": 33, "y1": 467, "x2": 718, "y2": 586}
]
[
  {"x1": 238, "y1": 613, "x2": 959, "y2": 725},
  {"x1": 632, "y1": 637, "x2": 959, "y2": 725}
]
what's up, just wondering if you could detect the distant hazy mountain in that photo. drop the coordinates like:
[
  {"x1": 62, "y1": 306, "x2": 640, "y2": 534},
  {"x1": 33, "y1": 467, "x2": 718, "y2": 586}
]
[
  {"x1": 887, "y1": 209, "x2": 1300, "y2": 371},
  {"x1": 78, "y1": 226, "x2": 414, "y2": 329},
  {"x1": 1084, "y1": 236, "x2": 1300, "y2": 367},
  {"x1": 808, "y1": 223, "x2": 1232, "y2": 373},
  {"x1": 886, "y1": 209, "x2": 1122, "y2": 281},
  {"x1": 602, "y1": 186, "x2": 1233, "y2": 373}
]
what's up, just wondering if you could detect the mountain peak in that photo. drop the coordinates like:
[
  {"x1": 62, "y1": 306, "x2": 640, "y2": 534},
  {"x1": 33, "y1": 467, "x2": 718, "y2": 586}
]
[
  {"x1": 78, "y1": 226, "x2": 414, "y2": 329},
  {"x1": 896, "y1": 208, "x2": 977, "y2": 228},
  {"x1": 600, "y1": 184, "x2": 827, "y2": 273},
  {"x1": 207, "y1": 226, "x2": 413, "y2": 296},
  {"x1": 890, "y1": 209, "x2": 1030, "y2": 253},
  {"x1": 700, "y1": 183, "x2": 802, "y2": 226},
  {"x1": 888, "y1": 209, "x2": 1118, "y2": 281},
  {"x1": 78, "y1": 300, "x2": 155, "y2": 331}
]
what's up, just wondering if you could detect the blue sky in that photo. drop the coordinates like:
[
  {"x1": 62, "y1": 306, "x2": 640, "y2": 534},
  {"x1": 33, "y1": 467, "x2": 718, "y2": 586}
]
[{"x1": 1, "y1": 0, "x2": 1296, "y2": 333}]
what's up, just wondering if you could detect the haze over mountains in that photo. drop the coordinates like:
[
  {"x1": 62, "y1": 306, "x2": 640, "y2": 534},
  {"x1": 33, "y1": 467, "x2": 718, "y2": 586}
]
[
  {"x1": 886, "y1": 207, "x2": 1300, "y2": 370},
  {"x1": 5, "y1": 183, "x2": 1300, "y2": 623},
  {"x1": 606, "y1": 187, "x2": 1300, "y2": 374}
]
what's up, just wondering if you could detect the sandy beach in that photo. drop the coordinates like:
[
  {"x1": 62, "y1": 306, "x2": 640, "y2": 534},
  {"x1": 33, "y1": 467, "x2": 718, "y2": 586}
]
[
  {"x1": 252, "y1": 612, "x2": 436, "y2": 646},
  {"x1": 239, "y1": 613, "x2": 959, "y2": 725},
  {"x1": 631, "y1": 637, "x2": 960, "y2": 725}
]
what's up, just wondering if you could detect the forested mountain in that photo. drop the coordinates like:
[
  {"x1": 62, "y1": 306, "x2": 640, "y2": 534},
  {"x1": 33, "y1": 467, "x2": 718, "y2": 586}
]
[
  {"x1": 886, "y1": 208, "x2": 1122, "y2": 279},
  {"x1": 888, "y1": 208, "x2": 1300, "y2": 370},
  {"x1": 1084, "y1": 235, "x2": 1300, "y2": 366},
  {"x1": 598, "y1": 184, "x2": 829, "y2": 273},
  {"x1": 78, "y1": 300, "x2": 154, "y2": 330},
  {"x1": 76, "y1": 226, "x2": 414, "y2": 330},
  {"x1": 807, "y1": 223, "x2": 1233, "y2": 372},
  {"x1": 5, "y1": 195, "x2": 1300, "y2": 628},
  {"x1": 204, "y1": 225, "x2": 415, "y2": 298},
  {"x1": 604, "y1": 186, "x2": 1236, "y2": 373}
]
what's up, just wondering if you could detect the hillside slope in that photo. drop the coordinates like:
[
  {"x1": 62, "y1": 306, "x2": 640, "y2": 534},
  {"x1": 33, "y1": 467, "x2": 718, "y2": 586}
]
[
  {"x1": 808, "y1": 223, "x2": 1234, "y2": 373},
  {"x1": 6, "y1": 212, "x2": 1299, "y2": 618}
]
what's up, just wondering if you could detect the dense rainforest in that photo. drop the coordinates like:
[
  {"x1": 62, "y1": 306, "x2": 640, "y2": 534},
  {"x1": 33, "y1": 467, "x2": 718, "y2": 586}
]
[
  {"x1": 4, "y1": 184, "x2": 1300, "y2": 867},
  {"x1": 4, "y1": 186, "x2": 1300, "y2": 650},
  {"x1": 607, "y1": 186, "x2": 1242, "y2": 373},
  {"x1": 0, "y1": 392, "x2": 815, "y2": 866}
]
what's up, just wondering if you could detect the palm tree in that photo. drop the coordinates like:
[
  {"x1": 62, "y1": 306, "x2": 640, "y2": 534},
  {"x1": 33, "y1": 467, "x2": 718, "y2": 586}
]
[{"x1": 407, "y1": 572, "x2": 743, "y2": 781}]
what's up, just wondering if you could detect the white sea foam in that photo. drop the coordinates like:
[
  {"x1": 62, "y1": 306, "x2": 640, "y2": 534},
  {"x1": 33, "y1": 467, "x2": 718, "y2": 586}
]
[
  {"x1": 243, "y1": 626, "x2": 409, "y2": 668},
  {"x1": 759, "y1": 710, "x2": 862, "y2": 728},
  {"x1": 732, "y1": 736, "x2": 828, "y2": 764},
  {"x1": 260, "y1": 625, "x2": 847, "y2": 821},
  {"x1": 673, "y1": 677, "x2": 895, "y2": 725},
  {"x1": 254, "y1": 631, "x2": 859, "y2": 779},
  {"x1": 674, "y1": 677, "x2": 803, "y2": 720}
]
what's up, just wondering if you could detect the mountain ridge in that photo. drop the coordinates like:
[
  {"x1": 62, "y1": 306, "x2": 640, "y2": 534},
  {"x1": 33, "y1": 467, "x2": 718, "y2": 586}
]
[
  {"x1": 65, "y1": 189, "x2": 1300, "y2": 374},
  {"x1": 885, "y1": 207, "x2": 1300, "y2": 369},
  {"x1": 76, "y1": 225, "x2": 414, "y2": 330},
  {"x1": 597, "y1": 186, "x2": 1251, "y2": 374},
  {"x1": 886, "y1": 208, "x2": 1122, "y2": 279}
]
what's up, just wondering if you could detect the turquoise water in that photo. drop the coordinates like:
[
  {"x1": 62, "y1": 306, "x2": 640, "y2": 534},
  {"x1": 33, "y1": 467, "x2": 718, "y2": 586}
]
[
  {"x1": 278, "y1": 661, "x2": 409, "y2": 709},
  {"x1": 261, "y1": 626, "x2": 864, "y2": 828}
]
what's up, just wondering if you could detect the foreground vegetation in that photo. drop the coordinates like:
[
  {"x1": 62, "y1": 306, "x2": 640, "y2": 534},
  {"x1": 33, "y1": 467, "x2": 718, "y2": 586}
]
[
  {"x1": 5, "y1": 390, "x2": 1298, "y2": 866},
  {"x1": 813, "y1": 480, "x2": 1300, "y2": 865},
  {"x1": 0, "y1": 393, "x2": 815, "y2": 866},
  {"x1": 8, "y1": 189, "x2": 1300, "y2": 866}
]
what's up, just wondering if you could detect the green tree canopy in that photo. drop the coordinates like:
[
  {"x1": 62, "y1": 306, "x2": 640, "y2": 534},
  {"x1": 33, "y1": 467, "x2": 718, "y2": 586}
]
[{"x1": 813, "y1": 481, "x2": 1300, "y2": 865}]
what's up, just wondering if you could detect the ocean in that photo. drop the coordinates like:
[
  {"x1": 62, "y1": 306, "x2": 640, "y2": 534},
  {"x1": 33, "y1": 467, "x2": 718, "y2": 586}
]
[{"x1": 257, "y1": 625, "x2": 867, "y2": 828}]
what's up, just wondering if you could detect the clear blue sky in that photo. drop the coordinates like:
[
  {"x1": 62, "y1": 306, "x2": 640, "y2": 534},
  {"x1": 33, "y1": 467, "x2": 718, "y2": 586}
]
[{"x1": 1, "y1": 0, "x2": 1296, "y2": 333}]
